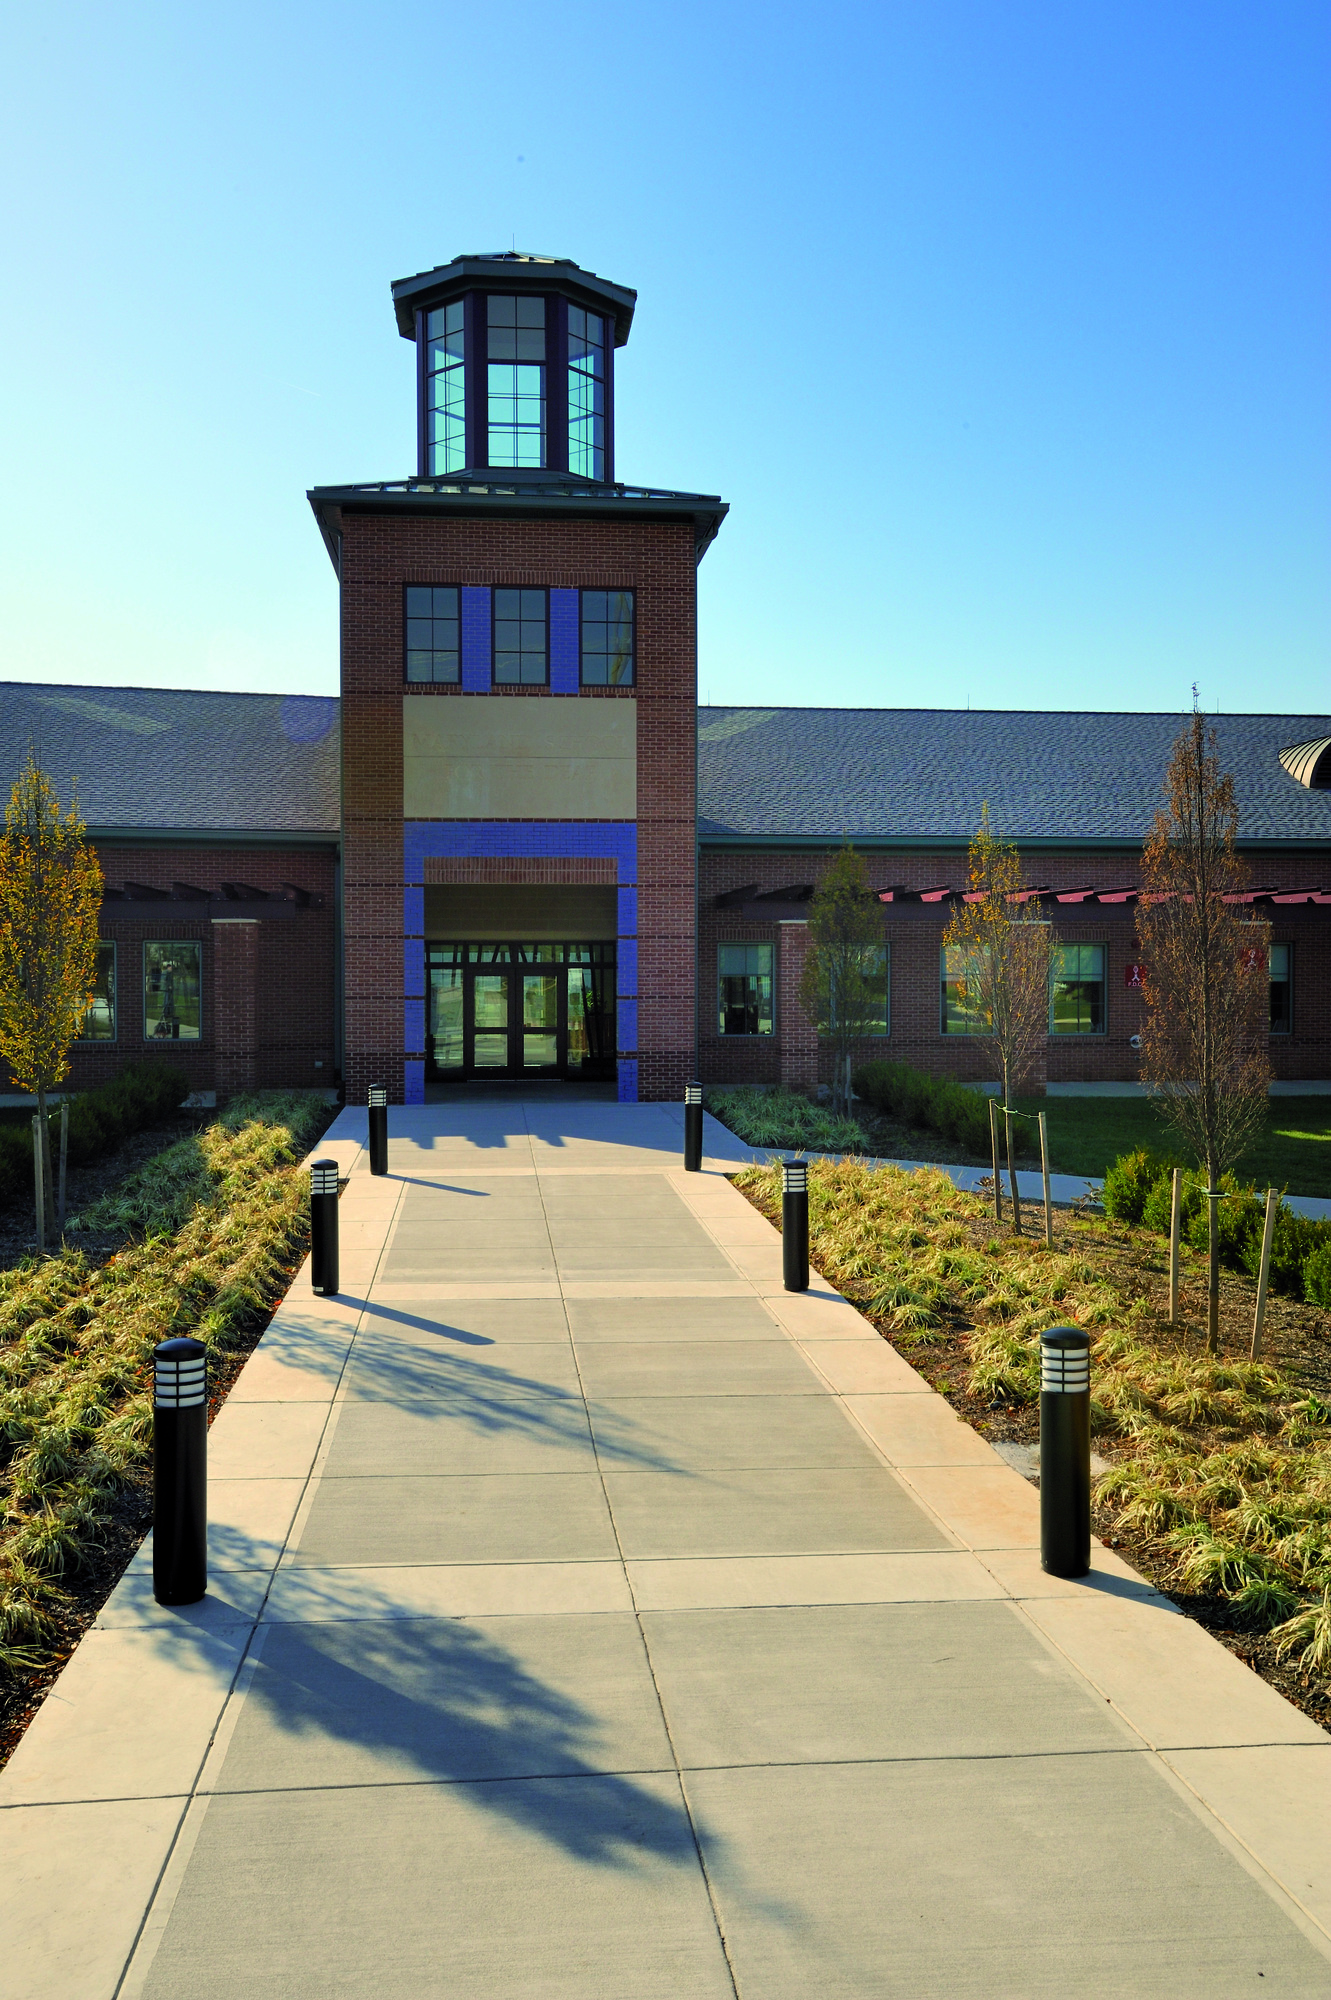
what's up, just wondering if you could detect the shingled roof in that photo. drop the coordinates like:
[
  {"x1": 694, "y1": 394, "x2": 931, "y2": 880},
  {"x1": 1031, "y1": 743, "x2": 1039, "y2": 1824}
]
[
  {"x1": 0, "y1": 684, "x2": 340, "y2": 839},
  {"x1": 696, "y1": 707, "x2": 1331, "y2": 847}
]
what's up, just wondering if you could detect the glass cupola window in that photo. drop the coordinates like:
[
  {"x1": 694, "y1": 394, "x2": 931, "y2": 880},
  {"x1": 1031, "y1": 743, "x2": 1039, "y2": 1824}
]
[
  {"x1": 487, "y1": 295, "x2": 546, "y2": 466},
  {"x1": 568, "y1": 308, "x2": 605, "y2": 479},
  {"x1": 426, "y1": 302, "x2": 465, "y2": 475}
]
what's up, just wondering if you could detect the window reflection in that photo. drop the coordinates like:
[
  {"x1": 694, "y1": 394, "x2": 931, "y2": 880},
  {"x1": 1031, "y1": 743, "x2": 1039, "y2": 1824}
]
[{"x1": 144, "y1": 942, "x2": 201, "y2": 1041}]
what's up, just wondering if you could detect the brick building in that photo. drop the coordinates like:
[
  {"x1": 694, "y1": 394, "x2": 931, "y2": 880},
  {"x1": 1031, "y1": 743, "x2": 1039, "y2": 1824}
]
[{"x1": 5, "y1": 253, "x2": 1331, "y2": 1102}]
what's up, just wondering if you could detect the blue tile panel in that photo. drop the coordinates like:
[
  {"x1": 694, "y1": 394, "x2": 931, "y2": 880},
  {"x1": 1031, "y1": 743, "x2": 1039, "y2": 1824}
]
[
  {"x1": 461, "y1": 587, "x2": 492, "y2": 692},
  {"x1": 403, "y1": 821, "x2": 639, "y2": 1101},
  {"x1": 548, "y1": 589, "x2": 580, "y2": 694}
]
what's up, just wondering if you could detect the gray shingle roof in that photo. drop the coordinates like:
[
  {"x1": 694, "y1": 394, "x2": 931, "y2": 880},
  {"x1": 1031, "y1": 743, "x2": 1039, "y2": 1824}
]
[
  {"x1": 696, "y1": 707, "x2": 1331, "y2": 846},
  {"x1": 0, "y1": 684, "x2": 339, "y2": 838}
]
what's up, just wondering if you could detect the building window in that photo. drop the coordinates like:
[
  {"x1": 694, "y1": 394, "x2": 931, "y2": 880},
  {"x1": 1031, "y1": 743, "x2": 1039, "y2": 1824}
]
[
  {"x1": 1270, "y1": 943, "x2": 1292, "y2": 1033},
  {"x1": 487, "y1": 295, "x2": 545, "y2": 467},
  {"x1": 405, "y1": 586, "x2": 460, "y2": 683},
  {"x1": 79, "y1": 942, "x2": 116, "y2": 1040},
  {"x1": 940, "y1": 946, "x2": 991, "y2": 1034},
  {"x1": 425, "y1": 301, "x2": 466, "y2": 475},
  {"x1": 493, "y1": 589, "x2": 547, "y2": 685},
  {"x1": 568, "y1": 307, "x2": 606, "y2": 479},
  {"x1": 145, "y1": 942, "x2": 201, "y2": 1042},
  {"x1": 826, "y1": 944, "x2": 890, "y2": 1036},
  {"x1": 581, "y1": 590, "x2": 634, "y2": 686},
  {"x1": 1051, "y1": 943, "x2": 1106, "y2": 1034},
  {"x1": 718, "y1": 943, "x2": 774, "y2": 1035}
]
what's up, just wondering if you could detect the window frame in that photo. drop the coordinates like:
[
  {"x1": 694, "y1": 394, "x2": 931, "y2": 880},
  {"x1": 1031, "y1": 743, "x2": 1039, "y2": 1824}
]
[
  {"x1": 143, "y1": 940, "x2": 203, "y2": 1044},
  {"x1": 717, "y1": 941, "x2": 775, "y2": 1037},
  {"x1": 1270, "y1": 942, "x2": 1293, "y2": 1035},
  {"x1": 404, "y1": 583, "x2": 462, "y2": 685},
  {"x1": 492, "y1": 586, "x2": 549, "y2": 687},
  {"x1": 567, "y1": 305, "x2": 607, "y2": 480},
  {"x1": 1049, "y1": 941, "x2": 1108, "y2": 1037},
  {"x1": 484, "y1": 293, "x2": 548, "y2": 469},
  {"x1": 829, "y1": 941, "x2": 890, "y2": 1038},
  {"x1": 77, "y1": 940, "x2": 117, "y2": 1042},
  {"x1": 424, "y1": 299, "x2": 466, "y2": 477},
  {"x1": 579, "y1": 588, "x2": 635, "y2": 687}
]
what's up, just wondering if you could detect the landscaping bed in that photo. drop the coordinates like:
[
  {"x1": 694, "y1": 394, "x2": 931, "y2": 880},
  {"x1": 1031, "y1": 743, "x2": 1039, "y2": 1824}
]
[
  {"x1": 735, "y1": 1157, "x2": 1331, "y2": 1734},
  {"x1": 705, "y1": 1082, "x2": 1019, "y2": 1171},
  {"x1": 0, "y1": 1090, "x2": 335, "y2": 1768}
]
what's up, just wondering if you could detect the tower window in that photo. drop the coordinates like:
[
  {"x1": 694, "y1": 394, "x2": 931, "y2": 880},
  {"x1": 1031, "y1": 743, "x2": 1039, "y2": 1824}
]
[
  {"x1": 487, "y1": 295, "x2": 546, "y2": 467},
  {"x1": 494, "y1": 589, "x2": 547, "y2": 685},
  {"x1": 568, "y1": 308, "x2": 605, "y2": 480},
  {"x1": 405, "y1": 586, "x2": 460, "y2": 683},
  {"x1": 580, "y1": 590, "x2": 634, "y2": 686},
  {"x1": 426, "y1": 302, "x2": 465, "y2": 475}
]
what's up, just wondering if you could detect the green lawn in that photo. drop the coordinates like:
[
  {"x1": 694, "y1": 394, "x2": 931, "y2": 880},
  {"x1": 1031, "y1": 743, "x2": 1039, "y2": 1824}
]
[{"x1": 1016, "y1": 1094, "x2": 1331, "y2": 1196}]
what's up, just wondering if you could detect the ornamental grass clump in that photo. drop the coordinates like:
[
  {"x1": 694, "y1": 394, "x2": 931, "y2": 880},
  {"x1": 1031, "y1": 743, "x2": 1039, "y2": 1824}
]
[
  {"x1": 705, "y1": 1086, "x2": 867, "y2": 1154},
  {"x1": 734, "y1": 1155, "x2": 1331, "y2": 1688},
  {"x1": 0, "y1": 1092, "x2": 327, "y2": 1674}
]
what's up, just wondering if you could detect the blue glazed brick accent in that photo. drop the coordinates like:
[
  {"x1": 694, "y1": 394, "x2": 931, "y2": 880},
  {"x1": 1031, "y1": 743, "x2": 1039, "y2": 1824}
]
[
  {"x1": 617, "y1": 885, "x2": 638, "y2": 936},
  {"x1": 404, "y1": 997, "x2": 426, "y2": 1052},
  {"x1": 549, "y1": 589, "x2": 580, "y2": 694},
  {"x1": 461, "y1": 586, "x2": 492, "y2": 692},
  {"x1": 404, "y1": 1060, "x2": 426, "y2": 1105},
  {"x1": 616, "y1": 1060, "x2": 638, "y2": 1103},
  {"x1": 616, "y1": 997, "x2": 638, "y2": 1052},
  {"x1": 404, "y1": 938, "x2": 425, "y2": 999},
  {"x1": 403, "y1": 886, "x2": 424, "y2": 936},
  {"x1": 616, "y1": 938, "x2": 638, "y2": 997}
]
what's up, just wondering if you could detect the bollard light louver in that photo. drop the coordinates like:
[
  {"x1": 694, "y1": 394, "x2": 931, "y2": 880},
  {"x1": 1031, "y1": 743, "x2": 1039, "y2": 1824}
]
[
  {"x1": 782, "y1": 1159, "x2": 809, "y2": 1293},
  {"x1": 1039, "y1": 1326, "x2": 1092, "y2": 1578},
  {"x1": 310, "y1": 1157, "x2": 340, "y2": 1295},
  {"x1": 683, "y1": 1080, "x2": 703, "y2": 1173},
  {"x1": 153, "y1": 1335, "x2": 207, "y2": 1605},
  {"x1": 368, "y1": 1084, "x2": 389, "y2": 1176}
]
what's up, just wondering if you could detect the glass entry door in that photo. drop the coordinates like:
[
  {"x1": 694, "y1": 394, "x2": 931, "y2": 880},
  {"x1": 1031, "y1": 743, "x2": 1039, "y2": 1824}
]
[{"x1": 426, "y1": 943, "x2": 615, "y2": 1081}]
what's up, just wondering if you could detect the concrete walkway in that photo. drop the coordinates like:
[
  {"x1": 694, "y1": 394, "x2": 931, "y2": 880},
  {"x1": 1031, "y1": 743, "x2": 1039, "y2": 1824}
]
[{"x1": 4, "y1": 1102, "x2": 1330, "y2": 1997}]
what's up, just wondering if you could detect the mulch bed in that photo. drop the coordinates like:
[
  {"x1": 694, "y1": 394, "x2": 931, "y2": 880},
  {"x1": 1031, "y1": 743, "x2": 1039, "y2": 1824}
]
[
  {"x1": 739, "y1": 1174, "x2": 1331, "y2": 1736},
  {"x1": 0, "y1": 1112, "x2": 212, "y2": 1274}
]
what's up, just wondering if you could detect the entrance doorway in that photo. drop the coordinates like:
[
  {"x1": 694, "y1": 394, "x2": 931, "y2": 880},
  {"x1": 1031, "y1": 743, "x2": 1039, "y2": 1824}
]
[{"x1": 426, "y1": 943, "x2": 616, "y2": 1082}]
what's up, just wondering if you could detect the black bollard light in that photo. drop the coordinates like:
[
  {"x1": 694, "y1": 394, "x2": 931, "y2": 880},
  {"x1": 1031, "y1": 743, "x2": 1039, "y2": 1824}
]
[
  {"x1": 782, "y1": 1159, "x2": 809, "y2": 1293},
  {"x1": 368, "y1": 1085, "x2": 389, "y2": 1177},
  {"x1": 153, "y1": 1336, "x2": 207, "y2": 1605},
  {"x1": 310, "y1": 1157, "x2": 340, "y2": 1296},
  {"x1": 1040, "y1": 1327, "x2": 1091, "y2": 1578},
  {"x1": 683, "y1": 1080, "x2": 703, "y2": 1173}
]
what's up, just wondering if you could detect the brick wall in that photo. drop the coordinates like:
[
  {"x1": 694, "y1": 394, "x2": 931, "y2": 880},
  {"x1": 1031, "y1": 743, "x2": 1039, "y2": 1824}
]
[
  {"x1": 698, "y1": 846, "x2": 1331, "y2": 1088},
  {"x1": 336, "y1": 508, "x2": 698, "y2": 1102},
  {"x1": 3, "y1": 843, "x2": 339, "y2": 1099}
]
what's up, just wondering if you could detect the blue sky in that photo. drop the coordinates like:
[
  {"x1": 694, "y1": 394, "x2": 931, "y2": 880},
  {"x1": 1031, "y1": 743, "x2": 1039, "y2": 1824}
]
[{"x1": 2, "y1": 1, "x2": 1326, "y2": 713}]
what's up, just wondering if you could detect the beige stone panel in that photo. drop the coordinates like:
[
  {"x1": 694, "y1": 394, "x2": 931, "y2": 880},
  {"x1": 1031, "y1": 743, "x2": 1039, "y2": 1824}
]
[{"x1": 403, "y1": 695, "x2": 636, "y2": 818}]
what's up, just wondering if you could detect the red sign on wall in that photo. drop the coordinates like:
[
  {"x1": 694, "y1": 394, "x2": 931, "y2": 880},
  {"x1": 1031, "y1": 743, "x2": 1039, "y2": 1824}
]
[
  {"x1": 1124, "y1": 963, "x2": 1147, "y2": 990},
  {"x1": 1240, "y1": 947, "x2": 1267, "y2": 972}
]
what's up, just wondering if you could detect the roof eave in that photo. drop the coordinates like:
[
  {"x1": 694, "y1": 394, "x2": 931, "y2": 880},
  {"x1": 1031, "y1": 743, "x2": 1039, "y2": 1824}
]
[{"x1": 308, "y1": 485, "x2": 728, "y2": 564}]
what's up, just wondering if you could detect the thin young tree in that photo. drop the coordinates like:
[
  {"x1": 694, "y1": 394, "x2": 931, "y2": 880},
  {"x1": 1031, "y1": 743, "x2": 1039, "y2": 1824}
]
[
  {"x1": 1137, "y1": 708, "x2": 1271, "y2": 1353},
  {"x1": 942, "y1": 809, "x2": 1053, "y2": 1222},
  {"x1": 0, "y1": 752, "x2": 103, "y2": 1243},
  {"x1": 799, "y1": 844, "x2": 887, "y2": 1116}
]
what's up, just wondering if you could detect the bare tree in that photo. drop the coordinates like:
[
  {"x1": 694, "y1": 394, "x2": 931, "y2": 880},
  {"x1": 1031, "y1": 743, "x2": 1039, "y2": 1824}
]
[
  {"x1": 943, "y1": 809, "x2": 1053, "y2": 1222},
  {"x1": 1137, "y1": 707, "x2": 1271, "y2": 1352},
  {"x1": 799, "y1": 845, "x2": 887, "y2": 1116}
]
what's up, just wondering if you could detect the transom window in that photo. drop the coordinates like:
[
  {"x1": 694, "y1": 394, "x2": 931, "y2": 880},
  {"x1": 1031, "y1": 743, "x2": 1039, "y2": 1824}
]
[
  {"x1": 405, "y1": 586, "x2": 460, "y2": 683},
  {"x1": 1050, "y1": 943, "x2": 1106, "y2": 1034},
  {"x1": 494, "y1": 589, "x2": 547, "y2": 684},
  {"x1": 568, "y1": 307, "x2": 606, "y2": 479},
  {"x1": 487, "y1": 295, "x2": 546, "y2": 467},
  {"x1": 426, "y1": 301, "x2": 465, "y2": 475},
  {"x1": 581, "y1": 590, "x2": 634, "y2": 685},
  {"x1": 1270, "y1": 943, "x2": 1292, "y2": 1033},
  {"x1": 718, "y1": 943, "x2": 773, "y2": 1035},
  {"x1": 144, "y1": 942, "x2": 201, "y2": 1042},
  {"x1": 79, "y1": 942, "x2": 116, "y2": 1041}
]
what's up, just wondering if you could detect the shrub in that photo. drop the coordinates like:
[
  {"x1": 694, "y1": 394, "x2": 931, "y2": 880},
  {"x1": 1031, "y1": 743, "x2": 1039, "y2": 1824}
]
[
  {"x1": 1304, "y1": 1242, "x2": 1331, "y2": 1309},
  {"x1": 0, "y1": 1063, "x2": 190, "y2": 1213},
  {"x1": 704, "y1": 1086, "x2": 867, "y2": 1154},
  {"x1": 852, "y1": 1059, "x2": 1021, "y2": 1157},
  {"x1": 1101, "y1": 1149, "x2": 1171, "y2": 1224}
]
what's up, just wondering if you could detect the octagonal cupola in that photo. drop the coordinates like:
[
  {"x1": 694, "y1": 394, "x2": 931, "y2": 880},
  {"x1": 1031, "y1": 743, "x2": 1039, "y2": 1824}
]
[{"x1": 390, "y1": 253, "x2": 637, "y2": 484}]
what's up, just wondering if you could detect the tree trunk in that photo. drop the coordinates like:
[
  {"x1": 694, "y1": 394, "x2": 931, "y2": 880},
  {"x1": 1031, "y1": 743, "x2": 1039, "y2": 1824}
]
[
  {"x1": 1206, "y1": 1176, "x2": 1221, "y2": 1354},
  {"x1": 36, "y1": 1085, "x2": 56, "y2": 1240},
  {"x1": 1005, "y1": 1105, "x2": 1022, "y2": 1234}
]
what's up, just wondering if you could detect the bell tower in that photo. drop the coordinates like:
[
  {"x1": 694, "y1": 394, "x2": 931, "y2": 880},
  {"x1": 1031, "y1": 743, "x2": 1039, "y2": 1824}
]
[{"x1": 309, "y1": 255, "x2": 726, "y2": 1104}]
